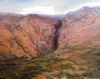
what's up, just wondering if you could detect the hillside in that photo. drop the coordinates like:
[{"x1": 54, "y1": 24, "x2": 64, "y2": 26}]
[{"x1": 0, "y1": 6, "x2": 100, "y2": 79}]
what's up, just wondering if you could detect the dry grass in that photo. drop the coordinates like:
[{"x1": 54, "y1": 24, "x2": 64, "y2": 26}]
[{"x1": 0, "y1": 46, "x2": 100, "y2": 79}]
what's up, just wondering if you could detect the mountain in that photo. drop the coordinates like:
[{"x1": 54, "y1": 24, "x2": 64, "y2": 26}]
[
  {"x1": 0, "y1": 6, "x2": 100, "y2": 79},
  {"x1": 0, "y1": 14, "x2": 58, "y2": 60},
  {"x1": 59, "y1": 6, "x2": 100, "y2": 49},
  {"x1": 0, "y1": 6, "x2": 100, "y2": 60}
]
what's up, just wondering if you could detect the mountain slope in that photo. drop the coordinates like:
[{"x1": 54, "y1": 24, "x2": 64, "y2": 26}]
[
  {"x1": 59, "y1": 6, "x2": 100, "y2": 49},
  {"x1": 0, "y1": 6, "x2": 100, "y2": 60},
  {"x1": 0, "y1": 14, "x2": 58, "y2": 60}
]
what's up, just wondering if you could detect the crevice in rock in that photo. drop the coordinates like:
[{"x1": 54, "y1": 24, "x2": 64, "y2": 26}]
[{"x1": 53, "y1": 20, "x2": 62, "y2": 50}]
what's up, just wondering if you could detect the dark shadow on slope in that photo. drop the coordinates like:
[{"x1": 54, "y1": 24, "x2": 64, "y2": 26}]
[{"x1": 53, "y1": 20, "x2": 62, "y2": 50}]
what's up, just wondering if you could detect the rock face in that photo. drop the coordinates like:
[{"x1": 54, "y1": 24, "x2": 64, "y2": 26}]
[
  {"x1": 0, "y1": 14, "x2": 58, "y2": 60},
  {"x1": 59, "y1": 6, "x2": 100, "y2": 49}
]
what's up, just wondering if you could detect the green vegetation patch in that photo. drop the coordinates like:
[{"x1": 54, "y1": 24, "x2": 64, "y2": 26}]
[{"x1": 16, "y1": 64, "x2": 53, "y2": 79}]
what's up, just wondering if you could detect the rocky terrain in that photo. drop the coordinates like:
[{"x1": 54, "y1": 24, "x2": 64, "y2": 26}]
[
  {"x1": 0, "y1": 6, "x2": 100, "y2": 79},
  {"x1": 0, "y1": 6, "x2": 100, "y2": 60}
]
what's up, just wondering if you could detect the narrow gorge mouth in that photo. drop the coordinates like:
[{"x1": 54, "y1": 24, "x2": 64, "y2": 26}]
[{"x1": 53, "y1": 20, "x2": 62, "y2": 50}]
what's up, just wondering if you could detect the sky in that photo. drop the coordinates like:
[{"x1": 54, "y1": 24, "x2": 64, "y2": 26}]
[{"x1": 0, "y1": 0, "x2": 100, "y2": 15}]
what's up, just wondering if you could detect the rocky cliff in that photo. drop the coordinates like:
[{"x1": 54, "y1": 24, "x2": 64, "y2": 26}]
[{"x1": 0, "y1": 6, "x2": 100, "y2": 60}]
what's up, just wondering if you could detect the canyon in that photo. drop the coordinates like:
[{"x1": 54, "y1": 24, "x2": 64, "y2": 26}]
[
  {"x1": 0, "y1": 6, "x2": 100, "y2": 60},
  {"x1": 0, "y1": 6, "x2": 100, "y2": 79}
]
